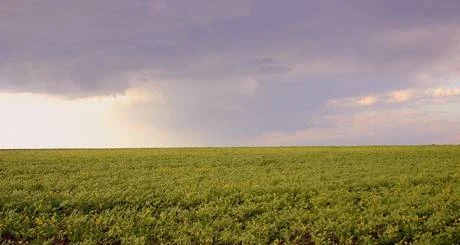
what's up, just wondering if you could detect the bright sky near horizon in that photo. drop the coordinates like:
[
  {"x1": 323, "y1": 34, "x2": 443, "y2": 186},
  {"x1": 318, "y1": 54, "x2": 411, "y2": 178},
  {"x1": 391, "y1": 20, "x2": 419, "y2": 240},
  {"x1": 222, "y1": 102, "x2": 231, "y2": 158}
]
[{"x1": 1, "y1": 0, "x2": 460, "y2": 148}]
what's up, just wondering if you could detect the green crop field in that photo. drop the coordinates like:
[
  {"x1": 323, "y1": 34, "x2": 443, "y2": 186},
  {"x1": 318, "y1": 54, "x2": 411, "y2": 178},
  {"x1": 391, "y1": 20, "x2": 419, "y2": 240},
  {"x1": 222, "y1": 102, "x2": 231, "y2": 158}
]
[{"x1": 0, "y1": 146, "x2": 459, "y2": 244}]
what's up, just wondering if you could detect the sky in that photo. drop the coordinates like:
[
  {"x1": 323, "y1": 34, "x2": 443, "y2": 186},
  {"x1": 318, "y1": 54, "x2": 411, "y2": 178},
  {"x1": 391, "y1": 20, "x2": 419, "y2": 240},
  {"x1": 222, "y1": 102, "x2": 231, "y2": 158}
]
[{"x1": 1, "y1": 0, "x2": 460, "y2": 148}]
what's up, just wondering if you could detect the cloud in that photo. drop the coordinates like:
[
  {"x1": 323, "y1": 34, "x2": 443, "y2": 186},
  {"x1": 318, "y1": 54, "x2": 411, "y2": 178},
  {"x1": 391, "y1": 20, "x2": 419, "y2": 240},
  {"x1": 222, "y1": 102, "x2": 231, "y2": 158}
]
[
  {"x1": 258, "y1": 107, "x2": 460, "y2": 146},
  {"x1": 373, "y1": 24, "x2": 458, "y2": 50},
  {"x1": 1, "y1": 0, "x2": 460, "y2": 147},
  {"x1": 426, "y1": 87, "x2": 460, "y2": 97},
  {"x1": 248, "y1": 57, "x2": 291, "y2": 74},
  {"x1": 329, "y1": 86, "x2": 460, "y2": 107},
  {"x1": 2, "y1": 0, "x2": 460, "y2": 97},
  {"x1": 0, "y1": 90, "x2": 178, "y2": 148},
  {"x1": 388, "y1": 90, "x2": 413, "y2": 103},
  {"x1": 329, "y1": 96, "x2": 378, "y2": 107}
]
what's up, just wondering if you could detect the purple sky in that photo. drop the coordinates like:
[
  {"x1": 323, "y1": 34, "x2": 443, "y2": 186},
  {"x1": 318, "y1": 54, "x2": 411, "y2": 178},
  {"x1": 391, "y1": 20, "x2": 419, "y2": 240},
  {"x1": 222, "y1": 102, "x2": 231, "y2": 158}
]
[{"x1": 1, "y1": 0, "x2": 460, "y2": 147}]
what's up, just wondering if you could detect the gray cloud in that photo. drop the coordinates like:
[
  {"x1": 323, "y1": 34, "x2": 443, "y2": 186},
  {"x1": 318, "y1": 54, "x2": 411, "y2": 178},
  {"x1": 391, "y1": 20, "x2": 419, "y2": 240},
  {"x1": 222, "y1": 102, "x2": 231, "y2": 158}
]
[
  {"x1": 2, "y1": 0, "x2": 459, "y2": 94},
  {"x1": 1, "y1": 0, "x2": 460, "y2": 145}
]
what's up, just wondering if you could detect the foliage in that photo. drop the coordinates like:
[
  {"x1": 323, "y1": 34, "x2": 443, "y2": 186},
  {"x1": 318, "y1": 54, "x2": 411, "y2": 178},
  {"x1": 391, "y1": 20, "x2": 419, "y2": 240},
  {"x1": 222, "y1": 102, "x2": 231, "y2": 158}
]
[{"x1": 0, "y1": 146, "x2": 459, "y2": 244}]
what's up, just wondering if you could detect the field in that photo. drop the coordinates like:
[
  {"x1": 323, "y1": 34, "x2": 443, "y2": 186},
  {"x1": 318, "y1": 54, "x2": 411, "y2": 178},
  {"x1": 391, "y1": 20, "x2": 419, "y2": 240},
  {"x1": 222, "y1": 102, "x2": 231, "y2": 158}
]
[{"x1": 0, "y1": 146, "x2": 459, "y2": 244}]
